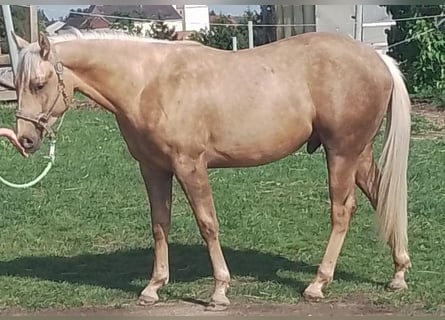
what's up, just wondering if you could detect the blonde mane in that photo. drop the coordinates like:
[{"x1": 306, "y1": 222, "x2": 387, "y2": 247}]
[{"x1": 48, "y1": 28, "x2": 199, "y2": 45}]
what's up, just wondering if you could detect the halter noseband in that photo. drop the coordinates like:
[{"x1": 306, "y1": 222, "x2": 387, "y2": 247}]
[{"x1": 15, "y1": 61, "x2": 70, "y2": 139}]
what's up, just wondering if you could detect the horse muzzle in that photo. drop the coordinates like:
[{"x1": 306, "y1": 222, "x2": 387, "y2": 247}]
[{"x1": 18, "y1": 133, "x2": 41, "y2": 154}]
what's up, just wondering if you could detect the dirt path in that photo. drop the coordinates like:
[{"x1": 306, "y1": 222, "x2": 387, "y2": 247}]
[
  {"x1": 0, "y1": 298, "x2": 440, "y2": 317},
  {"x1": 411, "y1": 102, "x2": 445, "y2": 139},
  {"x1": 413, "y1": 102, "x2": 445, "y2": 128}
]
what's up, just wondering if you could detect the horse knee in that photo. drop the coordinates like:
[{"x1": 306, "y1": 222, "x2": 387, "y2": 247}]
[
  {"x1": 197, "y1": 216, "x2": 219, "y2": 241},
  {"x1": 152, "y1": 224, "x2": 167, "y2": 241}
]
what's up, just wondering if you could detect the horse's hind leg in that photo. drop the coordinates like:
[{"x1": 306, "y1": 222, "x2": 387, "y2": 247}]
[
  {"x1": 356, "y1": 145, "x2": 410, "y2": 291},
  {"x1": 173, "y1": 153, "x2": 231, "y2": 311},
  {"x1": 356, "y1": 145, "x2": 379, "y2": 209},
  {"x1": 303, "y1": 150, "x2": 358, "y2": 300}
]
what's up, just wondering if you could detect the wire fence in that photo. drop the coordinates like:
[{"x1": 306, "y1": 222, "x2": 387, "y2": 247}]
[
  {"x1": 17, "y1": 5, "x2": 443, "y2": 27},
  {"x1": 53, "y1": 9, "x2": 445, "y2": 28},
  {"x1": 10, "y1": 5, "x2": 445, "y2": 51}
]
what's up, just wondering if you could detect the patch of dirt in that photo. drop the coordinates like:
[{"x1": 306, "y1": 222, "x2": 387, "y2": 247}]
[
  {"x1": 412, "y1": 102, "x2": 445, "y2": 139},
  {"x1": 0, "y1": 298, "x2": 439, "y2": 317}
]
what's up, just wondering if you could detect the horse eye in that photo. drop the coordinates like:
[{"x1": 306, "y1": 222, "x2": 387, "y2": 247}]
[{"x1": 35, "y1": 83, "x2": 45, "y2": 91}]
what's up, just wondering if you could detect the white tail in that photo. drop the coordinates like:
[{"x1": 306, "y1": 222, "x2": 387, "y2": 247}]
[{"x1": 376, "y1": 52, "x2": 411, "y2": 258}]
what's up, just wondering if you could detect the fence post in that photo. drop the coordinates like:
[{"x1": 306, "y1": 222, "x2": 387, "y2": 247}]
[
  {"x1": 248, "y1": 20, "x2": 254, "y2": 49},
  {"x1": 29, "y1": 5, "x2": 38, "y2": 43},
  {"x1": 232, "y1": 36, "x2": 237, "y2": 52},
  {"x1": 354, "y1": 5, "x2": 363, "y2": 42},
  {"x1": 2, "y1": 5, "x2": 18, "y2": 77}
]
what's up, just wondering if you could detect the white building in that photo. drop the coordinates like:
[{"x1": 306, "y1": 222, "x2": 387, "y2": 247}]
[
  {"x1": 275, "y1": 5, "x2": 394, "y2": 52},
  {"x1": 316, "y1": 5, "x2": 394, "y2": 50},
  {"x1": 174, "y1": 5, "x2": 210, "y2": 32}
]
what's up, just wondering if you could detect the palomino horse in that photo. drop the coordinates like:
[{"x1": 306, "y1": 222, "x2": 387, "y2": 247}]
[{"x1": 11, "y1": 30, "x2": 411, "y2": 309}]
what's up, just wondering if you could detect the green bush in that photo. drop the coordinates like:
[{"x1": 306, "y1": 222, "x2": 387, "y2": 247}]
[
  {"x1": 189, "y1": 13, "x2": 251, "y2": 50},
  {"x1": 189, "y1": 7, "x2": 276, "y2": 50},
  {"x1": 385, "y1": 5, "x2": 445, "y2": 107},
  {"x1": 410, "y1": 18, "x2": 445, "y2": 106}
]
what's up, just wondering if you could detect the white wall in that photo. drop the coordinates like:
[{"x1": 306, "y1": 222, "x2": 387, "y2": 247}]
[
  {"x1": 362, "y1": 6, "x2": 393, "y2": 48},
  {"x1": 315, "y1": 5, "x2": 356, "y2": 37},
  {"x1": 315, "y1": 5, "x2": 393, "y2": 50},
  {"x1": 183, "y1": 5, "x2": 210, "y2": 32}
]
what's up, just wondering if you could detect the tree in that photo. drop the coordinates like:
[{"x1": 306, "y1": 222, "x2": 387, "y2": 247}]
[
  {"x1": 72, "y1": 8, "x2": 89, "y2": 13},
  {"x1": 189, "y1": 13, "x2": 248, "y2": 50},
  {"x1": 384, "y1": 5, "x2": 445, "y2": 101},
  {"x1": 110, "y1": 11, "x2": 144, "y2": 36},
  {"x1": 257, "y1": 5, "x2": 277, "y2": 45},
  {"x1": 146, "y1": 15, "x2": 175, "y2": 40},
  {"x1": 37, "y1": 9, "x2": 49, "y2": 33},
  {"x1": 0, "y1": 6, "x2": 47, "y2": 52},
  {"x1": 190, "y1": 7, "x2": 276, "y2": 50}
]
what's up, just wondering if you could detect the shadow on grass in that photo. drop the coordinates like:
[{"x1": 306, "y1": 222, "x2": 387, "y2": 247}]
[{"x1": 0, "y1": 244, "x2": 378, "y2": 295}]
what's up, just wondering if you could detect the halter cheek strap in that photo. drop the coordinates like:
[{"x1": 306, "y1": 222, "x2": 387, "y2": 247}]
[{"x1": 15, "y1": 61, "x2": 70, "y2": 139}]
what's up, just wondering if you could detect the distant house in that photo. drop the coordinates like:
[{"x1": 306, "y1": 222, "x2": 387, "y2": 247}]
[
  {"x1": 88, "y1": 5, "x2": 184, "y2": 35},
  {"x1": 46, "y1": 5, "x2": 210, "y2": 39},
  {"x1": 174, "y1": 5, "x2": 210, "y2": 32},
  {"x1": 46, "y1": 14, "x2": 111, "y2": 35},
  {"x1": 66, "y1": 14, "x2": 110, "y2": 31}
]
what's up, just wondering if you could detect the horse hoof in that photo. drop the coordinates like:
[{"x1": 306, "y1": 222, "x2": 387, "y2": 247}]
[
  {"x1": 387, "y1": 278, "x2": 408, "y2": 291},
  {"x1": 205, "y1": 295, "x2": 230, "y2": 312},
  {"x1": 137, "y1": 294, "x2": 158, "y2": 306},
  {"x1": 303, "y1": 286, "x2": 324, "y2": 302},
  {"x1": 205, "y1": 302, "x2": 229, "y2": 312}
]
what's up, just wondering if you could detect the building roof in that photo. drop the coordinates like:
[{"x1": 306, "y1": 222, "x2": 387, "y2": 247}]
[
  {"x1": 64, "y1": 15, "x2": 110, "y2": 30},
  {"x1": 46, "y1": 21, "x2": 66, "y2": 35},
  {"x1": 89, "y1": 5, "x2": 183, "y2": 21},
  {"x1": 60, "y1": 5, "x2": 183, "y2": 31}
]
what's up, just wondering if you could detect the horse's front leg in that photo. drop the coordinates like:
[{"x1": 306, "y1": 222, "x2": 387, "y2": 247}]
[
  {"x1": 173, "y1": 153, "x2": 231, "y2": 311},
  {"x1": 138, "y1": 163, "x2": 173, "y2": 305}
]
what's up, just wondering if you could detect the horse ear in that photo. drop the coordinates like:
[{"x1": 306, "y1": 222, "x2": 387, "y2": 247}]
[
  {"x1": 38, "y1": 31, "x2": 51, "y2": 60},
  {"x1": 10, "y1": 31, "x2": 29, "y2": 51}
]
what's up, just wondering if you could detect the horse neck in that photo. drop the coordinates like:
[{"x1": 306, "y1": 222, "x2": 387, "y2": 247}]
[{"x1": 55, "y1": 39, "x2": 163, "y2": 116}]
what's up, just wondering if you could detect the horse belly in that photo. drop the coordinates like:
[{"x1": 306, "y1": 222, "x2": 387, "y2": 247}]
[{"x1": 206, "y1": 116, "x2": 312, "y2": 168}]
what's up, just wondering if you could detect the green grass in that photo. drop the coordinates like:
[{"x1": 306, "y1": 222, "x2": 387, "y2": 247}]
[{"x1": 0, "y1": 107, "x2": 444, "y2": 312}]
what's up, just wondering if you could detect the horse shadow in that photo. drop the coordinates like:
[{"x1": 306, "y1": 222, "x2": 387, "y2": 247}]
[{"x1": 0, "y1": 244, "x2": 380, "y2": 297}]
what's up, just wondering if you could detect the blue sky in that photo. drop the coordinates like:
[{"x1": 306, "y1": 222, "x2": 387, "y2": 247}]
[{"x1": 40, "y1": 5, "x2": 258, "y2": 20}]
